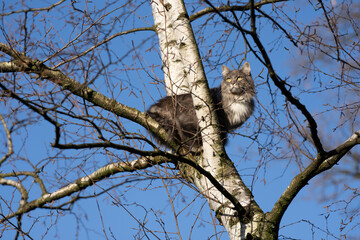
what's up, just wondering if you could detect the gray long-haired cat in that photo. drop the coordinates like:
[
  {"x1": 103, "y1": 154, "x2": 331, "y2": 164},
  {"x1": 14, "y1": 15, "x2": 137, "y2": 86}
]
[{"x1": 147, "y1": 62, "x2": 255, "y2": 151}]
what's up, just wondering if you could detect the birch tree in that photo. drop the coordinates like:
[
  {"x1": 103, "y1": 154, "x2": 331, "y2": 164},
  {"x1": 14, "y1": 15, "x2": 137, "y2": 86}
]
[{"x1": 0, "y1": 0, "x2": 359, "y2": 239}]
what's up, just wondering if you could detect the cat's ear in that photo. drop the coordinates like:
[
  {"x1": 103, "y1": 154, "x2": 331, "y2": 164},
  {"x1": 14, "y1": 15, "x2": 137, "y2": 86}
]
[
  {"x1": 240, "y1": 62, "x2": 251, "y2": 75},
  {"x1": 222, "y1": 65, "x2": 231, "y2": 76}
]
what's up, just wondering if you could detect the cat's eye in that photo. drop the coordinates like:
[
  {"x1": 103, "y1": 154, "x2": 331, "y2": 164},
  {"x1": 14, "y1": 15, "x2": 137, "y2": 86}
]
[
  {"x1": 226, "y1": 79, "x2": 232, "y2": 82},
  {"x1": 237, "y1": 77, "x2": 243, "y2": 81}
]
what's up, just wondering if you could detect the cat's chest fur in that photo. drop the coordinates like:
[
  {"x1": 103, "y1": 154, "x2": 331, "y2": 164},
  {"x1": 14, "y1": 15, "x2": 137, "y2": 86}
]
[
  {"x1": 228, "y1": 100, "x2": 253, "y2": 127},
  {"x1": 220, "y1": 93, "x2": 255, "y2": 130}
]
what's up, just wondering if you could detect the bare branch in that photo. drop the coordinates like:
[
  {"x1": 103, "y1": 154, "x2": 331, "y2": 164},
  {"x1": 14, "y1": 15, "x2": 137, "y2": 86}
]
[
  {"x1": 0, "y1": 171, "x2": 48, "y2": 195},
  {"x1": 268, "y1": 130, "x2": 360, "y2": 226},
  {"x1": 317, "y1": 0, "x2": 341, "y2": 61},
  {"x1": 0, "y1": 0, "x2": 66, "y2": 16},
  {"x1": 52, "y1": 27, "x2": 155, "y2": 68},
  {"x1": 317, "y1": 130, "x2": 360, "y2": 174},
  {"x1": 0, "y1": 114, "x2": 13, "y2": 166},
  {"x1": 0, "y1": 178, "x2": 28, "y2": 206},
  {"x1": 0, "y1": 214, "x2": 34, "y2": 240},
  {"x1": 190, "y1": 0, "x2": 288, "y2": 22},
  {"x1": 0, "y1": 156, "x2": 167, "y2": 223}
]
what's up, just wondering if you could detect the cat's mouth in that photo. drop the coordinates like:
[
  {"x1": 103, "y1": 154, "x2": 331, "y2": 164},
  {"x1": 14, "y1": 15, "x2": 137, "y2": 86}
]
[{"x1": 230, "y1": 88, "x2": 244, "y2": 95}]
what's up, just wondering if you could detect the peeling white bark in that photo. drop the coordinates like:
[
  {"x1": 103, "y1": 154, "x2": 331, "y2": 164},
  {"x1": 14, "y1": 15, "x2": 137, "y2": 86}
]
[
  {"x1": 0, "y1": 61, "x2": 20, "y2": 72},
  {"x1": 151, "y1": 0, "x2": 190, "y2": 95}
]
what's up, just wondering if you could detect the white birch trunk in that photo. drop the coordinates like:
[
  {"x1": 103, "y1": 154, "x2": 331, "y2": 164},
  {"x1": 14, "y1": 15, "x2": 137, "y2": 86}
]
[
  {"x1": 151, "y1": 0, "x2": 190, "y2": 95},
  {"x1": 151, "y1": 1, "x2": 261, "y2": 239}
]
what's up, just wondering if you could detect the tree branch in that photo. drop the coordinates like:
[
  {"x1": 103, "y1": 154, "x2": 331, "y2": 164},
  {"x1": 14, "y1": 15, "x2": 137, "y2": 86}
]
[
  {"x1": 0, "y1": 0, "x2": 66, "y2": 16},
  {"x1": 0, "y1": 171, "x2": 48, "y2": 195},
  {"x1": 0, "y1": 61, "x2": 22, "y2": 72},
  {"x1": 190, "y1": 0, "x2": 288, "y2": 22},
  {"x1": 0, "y1": 178, "x2": 28, "y2": 206},
  {"x1": 0, "y1": 156, "x2": 167, "y2": 223},
  {"x1": 316, "y1": 130, "x2": 360, "y2": 174},
  {"x1": 52, "y1": 27, "x2": 155, "y2": 68},
  {"x1": 0, "y1": 114, "x2": 13, "y2": 166},
  {"x1": 268, "y1": 129, "x2": 360, "y2": 228}
]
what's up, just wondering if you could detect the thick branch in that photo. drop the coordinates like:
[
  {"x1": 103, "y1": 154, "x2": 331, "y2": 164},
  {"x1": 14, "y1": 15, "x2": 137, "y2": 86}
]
[
  {"x1": 316, "y1": 130, "x2": 360, "y2": 174},
  {"x1": 268, "y1": 130, "x2": 360, "y2": 229},
  {"x1": 0, "y1": 61, "x2": 22, "y2": 72},
  {"x1": 0, "y1": 156, "x2": 167, "y2": 223}
]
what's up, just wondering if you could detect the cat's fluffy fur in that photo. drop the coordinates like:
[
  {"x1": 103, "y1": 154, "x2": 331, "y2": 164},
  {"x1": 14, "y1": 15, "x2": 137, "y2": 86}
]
[{"x1": 147, "y1": 62, "x2": 255, "y2": 151}]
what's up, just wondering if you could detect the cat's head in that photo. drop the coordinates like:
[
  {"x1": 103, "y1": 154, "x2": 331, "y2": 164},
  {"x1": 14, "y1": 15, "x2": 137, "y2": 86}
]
[{"x1": 221, "y1": 62, "x2": 255, "y2": 96}]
